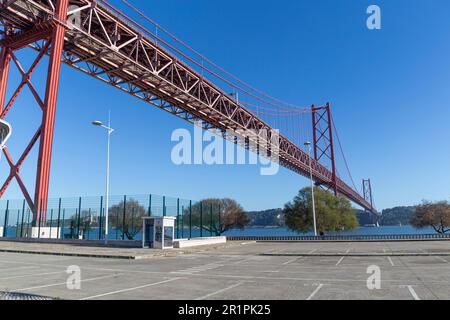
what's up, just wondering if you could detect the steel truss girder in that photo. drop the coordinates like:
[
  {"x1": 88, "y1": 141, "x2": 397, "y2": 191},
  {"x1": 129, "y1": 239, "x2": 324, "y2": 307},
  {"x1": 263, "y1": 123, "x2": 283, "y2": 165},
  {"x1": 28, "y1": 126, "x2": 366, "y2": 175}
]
[{"x1": 1, "y1": 0, "x2": 374, "y2": 211}]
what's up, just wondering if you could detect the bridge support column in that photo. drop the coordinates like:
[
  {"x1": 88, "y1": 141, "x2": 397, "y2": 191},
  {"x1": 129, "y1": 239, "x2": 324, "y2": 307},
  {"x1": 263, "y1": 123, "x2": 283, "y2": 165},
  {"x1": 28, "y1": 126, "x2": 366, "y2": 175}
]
[
  {"x1": 0, "y1": 46, "x2": 11, "y2": 113},
  {"x1": 34, "y1": 0, "x2": 69, "y2": 225},
  {"x1": 0, "y1": 0, "x2": 68, "y2": 226}
]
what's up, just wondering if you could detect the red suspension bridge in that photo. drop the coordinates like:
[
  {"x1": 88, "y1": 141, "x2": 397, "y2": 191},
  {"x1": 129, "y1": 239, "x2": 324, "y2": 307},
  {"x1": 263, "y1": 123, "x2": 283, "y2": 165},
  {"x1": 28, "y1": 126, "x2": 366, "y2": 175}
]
[{"x1": 0, "y1": 0, "x2": 376, "y2": 225}]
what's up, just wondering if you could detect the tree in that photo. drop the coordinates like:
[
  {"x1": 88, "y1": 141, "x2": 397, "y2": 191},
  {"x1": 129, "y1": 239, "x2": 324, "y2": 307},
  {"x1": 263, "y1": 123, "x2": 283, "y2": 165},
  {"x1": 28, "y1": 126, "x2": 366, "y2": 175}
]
[
  {"x1": 283, "y1": 187, "x2": 358, "y2": 234},
  {"x1": 411, "y1": 201, "x2": 450, "y2": 234},
  {"x1": 183, "y1": 198, "x2": 249, "y2": 236},
  {"x1": 109, "y1": 199, "x2": 147, "y2": 240},
  {"x1": 66, "y1": 210, "x2": 94, "y2": 239}
]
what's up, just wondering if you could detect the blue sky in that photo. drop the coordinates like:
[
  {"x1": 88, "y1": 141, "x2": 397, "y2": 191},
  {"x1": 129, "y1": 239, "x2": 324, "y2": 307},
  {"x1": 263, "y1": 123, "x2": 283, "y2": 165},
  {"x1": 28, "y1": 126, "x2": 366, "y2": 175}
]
[{"x1": 1, "y1": 0, "x2": 450, "y2": 211}]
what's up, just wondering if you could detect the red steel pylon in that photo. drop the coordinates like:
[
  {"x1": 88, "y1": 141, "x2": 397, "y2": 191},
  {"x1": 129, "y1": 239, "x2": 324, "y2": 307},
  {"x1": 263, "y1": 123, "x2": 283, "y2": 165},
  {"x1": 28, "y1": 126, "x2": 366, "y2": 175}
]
[
  {"x1": 311, "y1": 102, "x2": 338, "y2": 196},
  {"x1": 0, "y1": 0, "x2": 68, "y2": 226},
  {"x1": 362, "y1": 179, "x2": 376, "y2": 223}
]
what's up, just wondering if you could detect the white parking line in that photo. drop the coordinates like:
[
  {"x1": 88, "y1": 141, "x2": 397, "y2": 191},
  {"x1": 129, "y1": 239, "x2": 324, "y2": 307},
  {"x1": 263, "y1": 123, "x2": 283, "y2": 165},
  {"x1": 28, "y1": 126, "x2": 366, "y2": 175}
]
[
  {"x1": 345, "y1": 248, "x2": 351, "y2": 254},
  {"x1": 0, "y1": 266, "x2": 37, "y2": 272},
  {"x1": 308, "y1": 249, "x2": 317, "y2": 254},
  {"x1": 80, "y1": 278, "x2": 182, "y2": 300},
  {"x1": 282, "y1": 258, "x2": 298, "y2": 265},
  {"x1": 171, "y1": 263, "x2": 224, "y2": 275},
  {"x1": 407, "y1": 286, "x2": 421, "y2": 300},
  {"x1": 306, "y1": 284, "x2": 324, "y2": 300},
  {"x1": 15, "y1": 274, "x2": 119, "y2": 292},
  {"x1": 434, "y1": 256, "x2": 448, "y2": 263},
  {"x1": 336, "y1": 257, "x2": 345, "y2": 266},
  {"x1": 387, "y1": 257, "x2": 395, "y2": 266},
  {"x1": 0, "y1": 270, "x2": 66, "y2": 281},
  {"x1": 195, "y1": 282, "x2": 244, "y2": 300}
]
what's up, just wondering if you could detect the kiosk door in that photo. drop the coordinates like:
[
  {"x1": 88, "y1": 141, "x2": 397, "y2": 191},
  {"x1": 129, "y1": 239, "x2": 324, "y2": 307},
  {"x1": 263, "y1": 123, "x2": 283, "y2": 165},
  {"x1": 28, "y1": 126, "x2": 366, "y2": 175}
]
[{"x1": 144, "y1": 219, "x2": 154, "y2": 248}]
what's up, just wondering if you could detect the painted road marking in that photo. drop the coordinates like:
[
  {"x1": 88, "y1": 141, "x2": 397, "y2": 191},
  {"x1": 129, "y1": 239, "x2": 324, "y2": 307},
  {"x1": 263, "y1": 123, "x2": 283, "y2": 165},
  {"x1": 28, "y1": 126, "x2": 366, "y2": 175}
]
[
  {"x1": 434, "y1": 256, "x2": 448, "y2": 263},
  {"x1": 0, "y1": 270, "x2": 66, "y2": 281},
  {"x1": 195, "y1": 282, "x2": 244, "y2": 300},
  {"x1": 15, "y1": 274, "x2": 119, "y2": 292},
  {"x1": 336, "y1": 257, "x2": 345, "y2": 266},
  {"x1": 283, "y1": 258, "x2": 298, "y2": 265},
  {"x1": 0, "y1": 266, "x2": 37, "y2": 272},
  {"x1": 172, "y1": 263, "x2": 224, "y2": 275},
  {"x1": 387, "y1": 257, "x2": 395, "y2": 266},
  {"x1": 80, "y1": 278, "x2": 182, "y2": 300},
  {"x1": 306, "y1": 284, "x2": 324, "y2": 300},
  {"x1": 345, "y1": 248, "x2": 351, "y2": 254},
  {"x1": 407, "y1": 285, "x2": 421, "y2": 300}
]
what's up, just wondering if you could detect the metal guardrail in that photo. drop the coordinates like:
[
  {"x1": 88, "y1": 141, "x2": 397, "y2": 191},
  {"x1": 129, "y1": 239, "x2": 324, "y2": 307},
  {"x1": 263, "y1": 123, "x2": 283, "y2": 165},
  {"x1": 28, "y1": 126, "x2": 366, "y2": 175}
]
[{"x1": 227, "y1": 234, "x2": 450, "y2": 241}]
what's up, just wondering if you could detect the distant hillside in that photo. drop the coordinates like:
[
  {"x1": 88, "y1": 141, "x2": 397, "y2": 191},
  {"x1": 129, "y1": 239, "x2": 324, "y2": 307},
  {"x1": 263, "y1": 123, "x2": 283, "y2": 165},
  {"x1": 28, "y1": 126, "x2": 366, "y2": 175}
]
[
  {"x1": 246, "y1": 209, "x2": 284, "y2": 227},
  {"x1": 246, "y1": 206, "x2": 417, "y2": 227},
  {"x1": 379, "y1": 206, "x2": 416, "y2": 226}
]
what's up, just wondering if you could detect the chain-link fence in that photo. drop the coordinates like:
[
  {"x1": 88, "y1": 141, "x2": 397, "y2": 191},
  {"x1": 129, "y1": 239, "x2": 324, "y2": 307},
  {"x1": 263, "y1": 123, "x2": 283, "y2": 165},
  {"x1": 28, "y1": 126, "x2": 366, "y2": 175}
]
[{"x1": 0, "y1": 194, "x2": 221, "y2": 241}]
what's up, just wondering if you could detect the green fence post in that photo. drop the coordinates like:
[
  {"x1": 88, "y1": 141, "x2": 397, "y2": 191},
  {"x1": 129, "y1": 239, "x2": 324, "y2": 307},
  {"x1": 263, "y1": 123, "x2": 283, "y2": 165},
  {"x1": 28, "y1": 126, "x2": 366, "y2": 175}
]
[
  {"x1": 163, "y1": 196, "x2": 166, "y2": 217},
  {"x1": 122, "y1": 195, "x2": 127, "y2": 240},
  {"x1": 3, "y1": 200, "x2": 9, "y2": 238},
  {"x1": 77, "y1": 197, "x2": 82, "y2": 238},
  {"x1": 116, "y1": 206, "x2": 119, "y2": 240},
  {"x1": 56, "y1": 198, "x2": 61, "y2": 239},
  {"x1": 181, "y1": 205, "x2": 185, "y2": 238},
  {"x1": 210, "y1": 203, "x2": 213, "y2": 236},
  {"x1": 62, "y1": 209, "x2": 65, "y2": 238},
  {"x1": 200, "y1": 201, "x2": 203, "y2": 238},
  {"x1": 189, "y1": 200, "x2": 192, "y2": 239},
  {"x1": 26, "y1": 209, "x2": 31, "y2": 237},
  {"x1": 87, "y1": 208, "x2": 91, "y2": 240},
  {"x1": 15, "y1": 210, "x2": 19, "y2": 237},
  {"x1": 99, "y1": 196, "x2": 103, "y2": 240},
  {"x1": 49, "y1": 209, "x2": 53, "y2": 237},
  {"x1": 2, "y1": 200, "x2": 8, "y2": 237},
  {"x1": 176, "y1": 198, "x2": 180, "y2": 239},
  {"x1": 148, "y1": 194, "x2": 152, "y2": 216},
  {"x1": 20, "y1": 199, "x2": 25, "y2": 237},
  {"x1": 218, "y1": 203, "x2": 221, "y2": 235},
  {"x1": 131, "y1": 207, "x2": 135, "y2": 239}
]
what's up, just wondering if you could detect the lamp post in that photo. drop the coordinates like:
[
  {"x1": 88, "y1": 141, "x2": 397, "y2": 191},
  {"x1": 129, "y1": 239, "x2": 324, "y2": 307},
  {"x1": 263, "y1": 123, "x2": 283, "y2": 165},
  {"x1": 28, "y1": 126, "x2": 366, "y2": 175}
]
[
  {"x1": 304, "y1": 141, "x2": 317, "y2": 236},
  {"x1": 92, "y1": 113, "x2": 114, "y2": 245}
]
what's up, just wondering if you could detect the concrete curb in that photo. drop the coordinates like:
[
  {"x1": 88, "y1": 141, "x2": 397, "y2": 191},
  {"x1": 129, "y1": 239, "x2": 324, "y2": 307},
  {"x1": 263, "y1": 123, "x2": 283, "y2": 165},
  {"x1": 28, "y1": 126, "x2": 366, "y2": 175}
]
[
  {"x1": 0, "y1": 240, "x2": 256, "y2": 260},
  {"x1": 261, "y1": 253, "x2": 450, "y2": 257},
  {"x1": 250, "y1": 239, "x2": 450, "y2": 243},
  {"x1": 0, "y1": 248, "x2": 140, "y2": 260}
]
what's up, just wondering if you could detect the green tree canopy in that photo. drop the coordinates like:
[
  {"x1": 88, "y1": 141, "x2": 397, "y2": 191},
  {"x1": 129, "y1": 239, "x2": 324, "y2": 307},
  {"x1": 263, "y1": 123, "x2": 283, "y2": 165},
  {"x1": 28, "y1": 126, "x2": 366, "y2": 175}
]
[
  {"x1": 283, "y1": 187, "x2": 358, "y2": 234},
  {"x1": 411, "y1": 201, "x2": 450, "y2": 234},
  {"x1": 183, "y1": 198, "x2": 248, "y2": 236},
  {"x1": 109, "y1": 198, "x2": 147, "y2": 240}
]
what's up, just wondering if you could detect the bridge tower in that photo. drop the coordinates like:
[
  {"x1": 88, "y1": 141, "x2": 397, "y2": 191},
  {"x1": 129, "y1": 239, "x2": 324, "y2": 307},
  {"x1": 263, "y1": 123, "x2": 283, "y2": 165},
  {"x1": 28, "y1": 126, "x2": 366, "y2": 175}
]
[
  {"x1": 362, "y1": 179, "x2": 376, "y2": 223},
  {"x1": 311, "y1": 103, "x2": 338, "y2": 196},
  {"x1": 0, "y1": 0, "x2": 69, "y2": 226}
]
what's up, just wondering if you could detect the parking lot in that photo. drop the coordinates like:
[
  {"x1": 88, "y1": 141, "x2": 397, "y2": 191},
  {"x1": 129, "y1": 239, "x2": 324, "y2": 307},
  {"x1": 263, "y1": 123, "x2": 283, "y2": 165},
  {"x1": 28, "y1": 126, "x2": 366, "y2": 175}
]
[{"x1": 0, "y1": 241, "x2": 449, "y2": 300}]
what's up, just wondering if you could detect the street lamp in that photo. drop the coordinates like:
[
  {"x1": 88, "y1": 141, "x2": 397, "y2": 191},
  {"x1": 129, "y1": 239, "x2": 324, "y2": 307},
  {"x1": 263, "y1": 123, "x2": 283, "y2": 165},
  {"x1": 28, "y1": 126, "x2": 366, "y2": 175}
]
[
  {"x1": 92, "y1": 114, "x2": 114, "y2": 245},
  {"x1": 304, "y1": 141, "x2": 317, "y2": 236}
]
